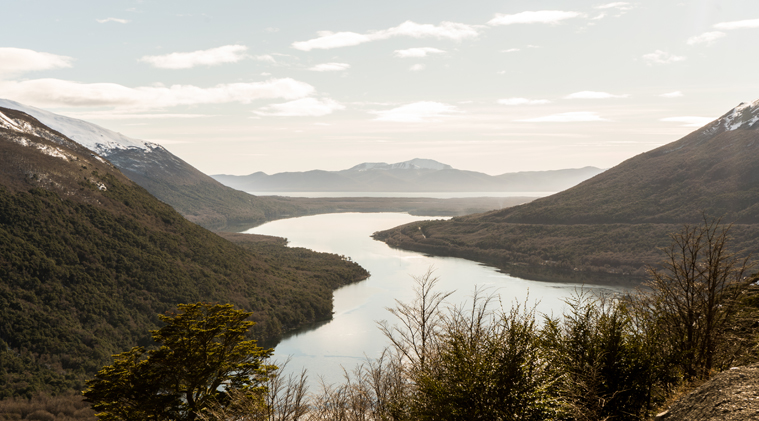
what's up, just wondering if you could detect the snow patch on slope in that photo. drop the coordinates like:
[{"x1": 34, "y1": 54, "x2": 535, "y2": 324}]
[
  {"x1": 0, "y1": 98, "x2": 160, "y2": 156},
  {"x1": 717, "y1": 99, "x2": 759, "y2": 132},
  {"x1": 0, "y1": 110, "x2": 22, "y2": 132}
]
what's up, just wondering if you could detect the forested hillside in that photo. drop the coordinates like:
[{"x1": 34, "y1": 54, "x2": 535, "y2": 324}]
[
  {"x1": 0, "y1": 107, "x2": 368, "y2": 398},
  {"x1": 375, "y1": 101, "x2": 759, "y2": 279}
]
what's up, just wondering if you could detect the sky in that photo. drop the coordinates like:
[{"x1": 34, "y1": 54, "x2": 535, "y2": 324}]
[{"x1": 2, "y1": 0, "x2": 759, "y2": 176}]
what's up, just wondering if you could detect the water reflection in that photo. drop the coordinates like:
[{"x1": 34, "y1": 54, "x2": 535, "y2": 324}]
[{"x1": 244, "y1": 213, "x2": 623, "y2": 385}]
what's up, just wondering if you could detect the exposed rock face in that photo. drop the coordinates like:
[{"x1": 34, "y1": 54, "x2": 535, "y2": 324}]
[{"x1": 656, "y1": 364, "x2": 759, "y2": 421}]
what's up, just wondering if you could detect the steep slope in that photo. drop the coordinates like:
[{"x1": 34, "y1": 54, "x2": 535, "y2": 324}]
[
  {"x1": 212, "y1": 158, "x2": 603, "y2": 193},
  {"x1": 494, "y1": 100, "x2": 759, "y2": 224},
  {"x1": 0, "y1": 107, "x2": 368, "y2": 397},
  {"x1": 374, "y1": 101, "x2": 759, "y2": 280},
  {"x1": 0, "y1": 99, "x2": 305, "y2": 230}
]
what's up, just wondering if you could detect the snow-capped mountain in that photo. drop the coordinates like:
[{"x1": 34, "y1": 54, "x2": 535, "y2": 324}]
[
  {"x1": 0, "y1": 98, "x2": 293, "y2": 230},
  {"x1": 702, "y1": 99, "x2": 759, "y2": 136},
  {"x1": 0, "y1": 99, "x2": 158, "y2": 156}
]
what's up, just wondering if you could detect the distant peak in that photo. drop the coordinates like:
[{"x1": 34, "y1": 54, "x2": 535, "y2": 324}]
[
  {"x1": 713, "y1": 99, "x2": 759, "y2": 132},
  {"x1": 348, "y1": 158, "x2": 453, "y2": 171}
]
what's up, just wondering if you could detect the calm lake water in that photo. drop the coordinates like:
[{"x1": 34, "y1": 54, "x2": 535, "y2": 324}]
[
  {"x1": 248, "y1": 191, "x2": 556, "y2": 198},
  {"x1": 243, "y1": 213, "x2": 620, "y2": 385}
]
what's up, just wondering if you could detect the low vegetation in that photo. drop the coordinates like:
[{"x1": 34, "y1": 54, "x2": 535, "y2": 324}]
[{"x1": 6, "y1": 219, "x2": 751, "y2": 421}]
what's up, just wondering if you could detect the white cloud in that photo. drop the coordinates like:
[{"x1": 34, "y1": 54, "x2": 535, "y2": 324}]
[
  {"x1": 488, "y1": 10, "x2": 582, "y2": 26},
  {"x1": 501, "y1": 48, "x2": 521, "y2": 53},
  {"x1": 293, "y1": 31, "x2": 372, "y2": 51},
  {"x1": 292, "y1": 21, "x2": 479, "y2": 51},
  {"x1": 253, "y1": 98, "x2": 345, "y2": 117},
  {"x1": 409, "y1": 64, "x2": 425, "y2": 72},
  {"x1": 659, "y1": 91, "x2": 684, "y2": 98},
  {"x1": 96, "y1": 17, "x2": 130, "y2": 24},
  {"x1": 308, "y1": 62, "x2": 351, "y2": 72},
  {"x1": 394, "y1": 47, "x2": 446, "y2": 58},
  {"x1": 564, "y1": 91, "x2": 628, "y2": 99},
  {"x1": 381, "y1": 21, "x2": 479, "y2": 40},
  {"x1": 371, "y1": 101, "x2": 459, "y2": 122},
  {"x1": 642, "y1": 50, "x2": 686, "y2": 65},
  {"x1": 0, "y1": 48, "x2": 73, "y2": 77},
  {"x1": 660, "y1": 116, "x2": 713, "y2": 127},
  {"x1": 0, "y1": 78, "x2": 315, "y2": 110},
  {"x1": 713, "y1": 19, "x2": 759, "y2": 30},
  {"x1": 139, "y1": 45, "x2": 249, "y2": 69},
  {"x1": 595, "y1": 2, "x2": 633, "y2": 11},
  {"x1": 497, "y1": 98, "x2": 551, "y2": 105},
  {"x1": 517, "y1": 111, "x2": 609, "y2": 122},
  {"x1": 687, "y1": 31, "x2": 726, "y2": 45}
]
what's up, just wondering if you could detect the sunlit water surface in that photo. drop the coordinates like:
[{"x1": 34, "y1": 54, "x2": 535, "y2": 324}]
[{"x1": 243, "y1": 213, "x2": 621, "y2": 385}]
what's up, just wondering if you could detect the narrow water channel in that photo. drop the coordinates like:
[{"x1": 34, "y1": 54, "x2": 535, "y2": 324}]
[{"x1": 243, "y1": 212, "x2": 621, "y2": 386}]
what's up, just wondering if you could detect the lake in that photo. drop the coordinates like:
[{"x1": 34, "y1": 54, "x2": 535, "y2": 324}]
[
  {"x1": 243, "y1": 212, "x2": 621, "y2": 386},
  {"x1": 248, "y1": 191, "x2": 556, "y2": 198}
]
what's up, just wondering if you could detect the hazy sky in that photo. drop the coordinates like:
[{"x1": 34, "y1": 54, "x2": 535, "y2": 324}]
[{"x1": 2, "y1": 0, "x2": 759, "y2": 175}]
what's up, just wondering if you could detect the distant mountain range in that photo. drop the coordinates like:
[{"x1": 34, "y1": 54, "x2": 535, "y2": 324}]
[
  {"x1": 212, "y1": 159, "x2": 604, "y2": 193},
  {"x1": 0, "y1": 100, "x2": 546, "y2": 230},
  {"x1": 375, "y1": 100, "x2": 759, "y2": 281}
]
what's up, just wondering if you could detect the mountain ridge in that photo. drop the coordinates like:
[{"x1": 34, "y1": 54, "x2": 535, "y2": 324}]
[
  {"x1": 212, "y1": 160, "x2": 604, "y2": 193},
  {"x1": 0, "y1": 107, "x2": 368, "y2": 397},
  {"x1": 374, "y1": 100, "x2": 759, "y2": 279}
]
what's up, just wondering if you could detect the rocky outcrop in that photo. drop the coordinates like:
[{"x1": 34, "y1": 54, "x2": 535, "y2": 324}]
[{"x1": 655, "y1": 364, "x2": 759, "y2": 421}]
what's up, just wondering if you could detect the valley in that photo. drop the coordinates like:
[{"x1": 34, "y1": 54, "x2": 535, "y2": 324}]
[{"x1": 3, "y1": 97, "x2": 759, "y2": 421}]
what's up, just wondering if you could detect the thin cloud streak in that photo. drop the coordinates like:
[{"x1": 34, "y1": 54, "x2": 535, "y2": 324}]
[
  {"x1": 394, "y1": 47, "x2": 446, "y2": 58},
  {"x1": 253, "y1": 98, "x2": 345, "y2": 117},
  {"x1": 96, "y1": 17, "x2": 130, "y2": 24},
  {"x1": 371, "y1": 101, "x2": 460, "y2": 123},
  {"x1": 687, "y1": 31, "x2": 725, "y2": 45},
  {"x1": 292, "y1": 21, "x2": 480, "y2": 51},
  {"x1": 488, "y1": 10, "x2": 582, "y2": 26},
  {"x1": 497, "y1": 98, "x2": 551, "y2": 105},
  {"x1": 595, "y1": 2, "x2": 633, "y2": 10},
  {"x1": 308, "y1": 63, "x2": 351, "y2": 72},
  {"x1": 0, "y1": 78, "x2": 315, "y2": 110},
  {"x1": 713, "y1": 19, "x2": 759, "y2": 30},
  {"x1": 139, "y1": 45, "x2": 249, "y2": 69},
  {"x1": 0, "y1": 48, "x2": 74, "y2": 77},
  {"x1": 564, "y1": 91, "x2": 628, "y2": 99},
  {"x1": 642, "y1": 50, "x2": 686, "y2": 65}
]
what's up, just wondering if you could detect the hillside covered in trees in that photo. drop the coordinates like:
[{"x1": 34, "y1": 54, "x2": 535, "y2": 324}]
[
  {"x1": 0, "y1": 107, "x2": 368, "y2": 398},
  {"x1": 375, "y1": 100, "x2": 759, "y2": 280}
]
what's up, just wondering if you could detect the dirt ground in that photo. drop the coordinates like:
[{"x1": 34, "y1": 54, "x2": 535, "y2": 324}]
[{"x1": 654, "y1": 364, "x2": 759, "y2": 421}]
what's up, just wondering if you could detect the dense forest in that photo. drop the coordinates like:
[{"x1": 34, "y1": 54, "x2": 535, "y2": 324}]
[{"x1": 0, "y1": 108, "x2": 368, "y2": 398}]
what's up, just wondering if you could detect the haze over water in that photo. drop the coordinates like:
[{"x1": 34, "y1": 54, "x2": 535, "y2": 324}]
[{"x1": 244, "y1": 212, "x2": 622, "y2": 385}]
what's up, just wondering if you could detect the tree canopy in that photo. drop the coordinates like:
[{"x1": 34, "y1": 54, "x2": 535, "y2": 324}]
[{"x1": 82, "y1": 303, "x2": 274, "y2": 421}]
